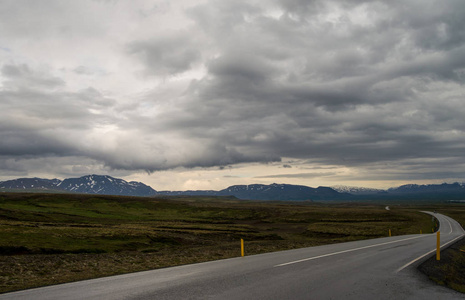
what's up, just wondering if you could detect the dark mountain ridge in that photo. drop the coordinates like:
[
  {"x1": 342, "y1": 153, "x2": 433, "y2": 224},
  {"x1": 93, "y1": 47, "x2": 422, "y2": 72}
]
[
  {"x1": 218, "y1": 184, "x2": 351, "y2": 201},
  {"x1": 159, "y1": 184, "x2": 353, "y2": 201},
  {"x1": 388, "y1": 182, "x2": 465, "y2": 193},
  {"x1": 0, "y1": 178, "x2": 61, "y2": 191},
  {"x1": 381, "y1": 182, "x2": 465, "y2": 201},
  {"x1": 1, "y1": 175, "x2": 464, "y2": 201}
]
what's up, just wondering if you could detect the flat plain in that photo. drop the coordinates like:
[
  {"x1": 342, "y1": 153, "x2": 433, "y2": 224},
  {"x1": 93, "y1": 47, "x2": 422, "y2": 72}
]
[{"x1": 0, "y1": 193, "x2": 436, "y2": 293}]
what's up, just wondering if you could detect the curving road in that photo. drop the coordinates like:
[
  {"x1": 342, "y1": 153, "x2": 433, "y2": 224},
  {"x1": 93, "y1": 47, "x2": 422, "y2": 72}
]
[{"x1": 1, "y1": 212, "x2": 464, "y2": 299}]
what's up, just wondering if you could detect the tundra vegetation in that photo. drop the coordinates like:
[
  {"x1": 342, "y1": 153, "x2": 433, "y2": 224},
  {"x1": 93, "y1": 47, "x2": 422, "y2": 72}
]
[{"x1": 0, "y1": 193, "x2": 442, "y2": 293}]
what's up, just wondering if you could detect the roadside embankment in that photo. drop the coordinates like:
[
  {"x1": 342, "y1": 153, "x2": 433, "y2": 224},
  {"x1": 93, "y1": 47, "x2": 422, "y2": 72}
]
[{"x1": 418, "y1": 233, "x2": 465, "y2": 293}]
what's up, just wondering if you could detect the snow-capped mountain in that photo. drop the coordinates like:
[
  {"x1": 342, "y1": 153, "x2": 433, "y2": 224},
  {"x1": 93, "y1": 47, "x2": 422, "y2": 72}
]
[
  {"x1": 58, "y1": 175, "x2": 157, "y2": 196},
  {"x1": 0, "y1": 175, "x2": 156, "y2": 197},
  {"x1": 331, "y1": 185, "x2": 386, "y2": 195}
]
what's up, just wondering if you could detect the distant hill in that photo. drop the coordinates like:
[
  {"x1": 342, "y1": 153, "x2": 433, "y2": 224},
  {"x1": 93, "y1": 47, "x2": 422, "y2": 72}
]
[
  {"x1": 217, "y1": 184, "x2": 352, "y2": 201},
  {"x1": 388, "y1": 182, "x2": 465, "y2": 193},
  {"x1": 160, "y1": 183, "x2": 352, "y2": 201},
  {"x1": 332, "y1": 183, "x2": 465, "y2": 201},
  {"x1": 384, "y1": 183, "x2": 465, "y2": 200}
]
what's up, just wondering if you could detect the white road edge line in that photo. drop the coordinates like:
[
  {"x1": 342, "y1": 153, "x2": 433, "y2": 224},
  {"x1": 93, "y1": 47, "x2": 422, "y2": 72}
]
[
  {"x1": 445, "y1": 217, "x2": 453, "y2": 235},
  {"x1": 274, "y1": 235, "x2": 427, "y2": 267},
  {"x1": 396, "y1": 234, "x2": 465, "y2": 273}
]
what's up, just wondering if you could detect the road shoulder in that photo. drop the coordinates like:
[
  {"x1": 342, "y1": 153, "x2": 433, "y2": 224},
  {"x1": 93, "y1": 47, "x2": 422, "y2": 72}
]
[{"x1": 418, "y1": 236, "x2": 465, "y2": 293}]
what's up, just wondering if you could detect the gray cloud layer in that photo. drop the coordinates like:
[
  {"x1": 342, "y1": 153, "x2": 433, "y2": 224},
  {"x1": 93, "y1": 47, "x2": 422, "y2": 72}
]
[
  {"x1": 1, "y1": 0, "x2": 464, "y2": 183},
  {"x1": 128, "y1": 31, "x2": 202, "y2": 76}
]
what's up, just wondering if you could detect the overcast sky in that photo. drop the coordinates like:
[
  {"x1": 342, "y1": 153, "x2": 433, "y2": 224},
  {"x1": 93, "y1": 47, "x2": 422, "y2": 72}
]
[{"x1": 1, "y1": 0, "x2": 464, "y2": 190}]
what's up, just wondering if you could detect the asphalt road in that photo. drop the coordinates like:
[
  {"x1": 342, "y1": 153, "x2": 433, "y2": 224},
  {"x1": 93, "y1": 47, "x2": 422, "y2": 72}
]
[{"x1": 1, "y1": 212, "x2": 464, "y2": 300}]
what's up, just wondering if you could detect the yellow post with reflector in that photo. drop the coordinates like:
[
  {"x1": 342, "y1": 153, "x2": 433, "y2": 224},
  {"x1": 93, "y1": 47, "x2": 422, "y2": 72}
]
[
  {"x1": 241, "y1": 239, "x2": 244, "y2": 257},
  {"x1": 436, "y1": 231, "x2": 440, "y2": 261},
  {"x1": 389, "y1": 229, "x2": 391, "y2": 237}
]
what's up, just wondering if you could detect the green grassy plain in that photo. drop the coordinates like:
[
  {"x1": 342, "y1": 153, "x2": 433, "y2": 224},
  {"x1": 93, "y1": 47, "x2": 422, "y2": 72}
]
[{"x1": 0, "y1": 193, "x2": 434, "y2": 293}]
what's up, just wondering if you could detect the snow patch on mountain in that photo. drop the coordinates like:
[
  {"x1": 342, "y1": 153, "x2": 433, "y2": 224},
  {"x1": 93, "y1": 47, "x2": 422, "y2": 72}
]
[{"x1": 331, "y1": 185, "x2": 385, "y2": 195}]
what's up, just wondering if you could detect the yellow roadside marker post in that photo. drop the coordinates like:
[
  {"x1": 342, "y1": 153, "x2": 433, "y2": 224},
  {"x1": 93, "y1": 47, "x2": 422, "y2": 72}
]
[
  {"x1": 436, "y1": 231, "x2": 440, "y2": 261},
  {"x1": 389, "y1": 229, "x2": 391, "y2": 237},
  {"x1": 241, "y1": 239, "x2": 244, "y2": 257},
  {"x1": 420, "y1": 229, "x2": 422, "y2": 234}
]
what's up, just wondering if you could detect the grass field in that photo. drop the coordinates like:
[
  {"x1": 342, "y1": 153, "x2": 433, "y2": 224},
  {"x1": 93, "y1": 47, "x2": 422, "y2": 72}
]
[{"x1": 0, "y1": 193, "x2": 435, "y2": 293}]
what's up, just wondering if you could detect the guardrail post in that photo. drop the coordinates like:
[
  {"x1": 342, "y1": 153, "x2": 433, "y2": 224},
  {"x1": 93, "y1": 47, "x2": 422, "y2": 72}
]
[
  {"x1": 241, "y1": 239, "x2": 244, "y2": 257},
  {"x1": 436, "y1": 231, "x2": 440, "y2": 261}
]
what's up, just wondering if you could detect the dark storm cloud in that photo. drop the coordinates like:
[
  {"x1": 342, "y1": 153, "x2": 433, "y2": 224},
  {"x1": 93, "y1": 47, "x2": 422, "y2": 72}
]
[
  {"x1": 1, "y1": 0, "x2": 465, "y2": 183},
  {"x1": 105, "y1": 0, "x2": 465, "y2": 182},
  {"x1": 88, "y1": 140, "x2": 279, "y2": 173},
  {"x1": 158, "y1": 0, "x2": 465, "y2": 173},
  {"x1": 0, "y1": 129, "x2": 73, "y2": 156}
]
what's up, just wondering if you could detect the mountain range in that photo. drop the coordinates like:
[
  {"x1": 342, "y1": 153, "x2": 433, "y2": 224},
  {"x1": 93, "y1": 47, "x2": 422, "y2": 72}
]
[{"x1": 1, "y1": 175, "x2": 464, "y2": 201}]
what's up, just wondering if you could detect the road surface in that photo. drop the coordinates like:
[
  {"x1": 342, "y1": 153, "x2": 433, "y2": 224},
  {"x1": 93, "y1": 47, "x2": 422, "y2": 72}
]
[{"x1": 1, "y1": 212, "x2": 464, "y2": 299}]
